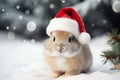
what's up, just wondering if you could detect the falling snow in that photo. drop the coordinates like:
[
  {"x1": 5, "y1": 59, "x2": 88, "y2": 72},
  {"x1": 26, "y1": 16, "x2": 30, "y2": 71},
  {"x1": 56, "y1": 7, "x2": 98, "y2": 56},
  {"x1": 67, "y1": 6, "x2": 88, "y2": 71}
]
[
  {"x1": 16, "y1": 5, "x2": 20, "y2": 9},
  {"x1": 61, "y1": 0, "x2": 65, "y2": 3},
  {"x1": 27, "y1": 21, "x2": 37, "y2": 32},
  {"x1": 2, "y1": 9, "x2": 5, "y2": 12},
  {"x1": 8, "y1": 32, "x2": 15, "y2": 40},
  {"x1": 6, "y1": 26, "x2": 9, "y2": 30},
  {"x1": 25, "y1": 10, "x2": 30, "y2": 15},
  {"x1": 112, "y1": 0, "x2": 120, "y2": 13},
  {"x1": 91, "y1": 23, "x2": 95, "y2": 27},
  {"x1": 0, "y1": 1, "x2": 119, "y2": 79},
  {"x1": 13, "y1": 26, "x2": 16, "y2": 30},
  {"x1": 18, "y1": 15, "x2": 23, "y2": 20},
  {"x1": 49, "y1": 4, "x2": 55, "y2": 9},
  {"x1": 97, "y1": 0, "x2": 101, "y2": 2},
  {"x1": 6, "y1": 13, "x2": 8, "y2": 15},
  {"x1": 103, "y1": 19, "x2": 107, "y2": 24}
]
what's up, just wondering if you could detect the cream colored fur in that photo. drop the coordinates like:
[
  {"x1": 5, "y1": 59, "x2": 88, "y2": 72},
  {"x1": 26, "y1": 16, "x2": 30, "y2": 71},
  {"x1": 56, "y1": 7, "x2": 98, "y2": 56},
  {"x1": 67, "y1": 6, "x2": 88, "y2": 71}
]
[{"x1": 44, "y1": 31, "x2": 92, "y2": 78}]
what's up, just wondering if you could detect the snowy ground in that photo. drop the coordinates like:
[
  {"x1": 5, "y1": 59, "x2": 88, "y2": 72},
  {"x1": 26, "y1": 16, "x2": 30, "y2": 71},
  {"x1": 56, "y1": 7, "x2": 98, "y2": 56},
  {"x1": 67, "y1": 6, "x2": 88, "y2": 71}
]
[{"x1": 0, "y1": 32, "x2": 120, "y2": 80}]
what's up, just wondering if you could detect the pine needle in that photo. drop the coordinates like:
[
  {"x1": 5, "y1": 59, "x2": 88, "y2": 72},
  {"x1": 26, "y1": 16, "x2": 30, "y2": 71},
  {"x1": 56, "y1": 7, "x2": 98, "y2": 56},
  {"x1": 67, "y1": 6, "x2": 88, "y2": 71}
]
[{"x1": 101, "y1": 29, "x2": 120, "y2": 65}]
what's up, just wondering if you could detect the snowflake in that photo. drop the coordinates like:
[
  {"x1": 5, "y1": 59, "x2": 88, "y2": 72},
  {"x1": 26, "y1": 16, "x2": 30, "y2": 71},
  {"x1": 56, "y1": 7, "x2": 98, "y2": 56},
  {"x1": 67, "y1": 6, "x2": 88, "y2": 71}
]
[
  {"x1": 112, "y1": 1, "x2": 120, "y2": 13},
  {"x1": 91, "y1": 23, "x2": 95, "y2": 27},
  {"x1": 6, "y1": 26, "x2": 10, "y2": 30},
  {"x1": 25, "y1": 10, "x2": 30, "y2": 15},
  {"x1": 97, "y1": 0, "x2": 101, "y2": 2},
  {"x1": 2, "y1": 9, "x2": 5, "y2": 12},
  {"x1": 27, "y1": 21, "x2": 37, "y2": 32},
  {"x1": 8, "y1": 32, "x2": 15, "y2": 40},
  {"x1": 61, "y1": 0, "x2": 65, "y2": 3},
  {"x1": 16, "y1": 5, "x2": 20, "y2": 9},
  {"x1": 18, "y1": 15, "x2": 23, "y2": 20},
  {"x1": 49, "y1": 4, "x2": 55, "y2": 9},
  {"x1": 6, "y1": 13, "x2": 8, "y2": 15},
  {"x1": 103, "y1": 19, "x2": 107, "y2": 24},
  {"x1": 13, "y1": 26, "x2": 16, "y2": 30}
]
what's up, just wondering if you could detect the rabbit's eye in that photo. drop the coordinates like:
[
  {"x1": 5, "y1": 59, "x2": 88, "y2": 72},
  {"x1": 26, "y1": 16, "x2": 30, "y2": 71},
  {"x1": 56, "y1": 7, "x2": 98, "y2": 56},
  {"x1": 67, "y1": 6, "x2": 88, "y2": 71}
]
[
  {"x1": 53, "y1": 36, "x2": 55, "y2": 42},
  {"x1": 68, "y1": 37, "x2": 72, "y2": 43}
]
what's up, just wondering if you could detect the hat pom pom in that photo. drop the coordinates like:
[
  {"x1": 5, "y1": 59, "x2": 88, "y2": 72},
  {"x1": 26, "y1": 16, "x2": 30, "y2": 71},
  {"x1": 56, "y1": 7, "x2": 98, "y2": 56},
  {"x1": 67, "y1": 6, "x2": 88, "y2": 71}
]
[{"x1": 79, "y1": 32, "x2": 91, "y2": 44}]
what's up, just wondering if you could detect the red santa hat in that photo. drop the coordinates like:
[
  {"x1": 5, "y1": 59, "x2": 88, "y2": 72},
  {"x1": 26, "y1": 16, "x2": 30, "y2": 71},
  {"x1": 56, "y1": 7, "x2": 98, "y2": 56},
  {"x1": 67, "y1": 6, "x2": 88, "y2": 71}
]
[{"x1": 46, "y1": 7, "x2": 91, "y2": 44}]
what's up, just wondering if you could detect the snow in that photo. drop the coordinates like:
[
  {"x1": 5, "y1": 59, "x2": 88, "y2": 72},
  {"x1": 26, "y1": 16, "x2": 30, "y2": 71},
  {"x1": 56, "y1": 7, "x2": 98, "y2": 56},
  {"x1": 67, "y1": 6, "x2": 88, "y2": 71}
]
[
  {"x1": 27, "y1": 21, "x2": 37, "y2": 32},
  {"x1": 25, "y1": 10, "x2": 30, "y2": 15},
  {"x1": 16, "y1": 5, "x2": 20, "y2": 10},
  {"x1": 7, "y1": 32, "x2": 15, "y2": 40},
  {"x1": 13, "y1": 26, "x2": 16, "y2": 30},
  {"x1": 18, "y1": 15, "x2": 23, "y2": 20},
  {"x1": 112, "y1": 0, "x2": 120, "y2": 13},
  {"x1": 49, "y1": 4, "x2": 55, "y2": 9},
  {"x1": 6, "y1": 26, "x2": 10, "y2": 30},
  {"x1": 0, "y1": 33, "x2": 120, "y2": 80},
  {"x1": 2, "y1": 9, "x2": 5, "y2": 12},
  {"x1": 103, "y1": 19, "x2": 107, "y2": 24},
  {"x1": 61, "y1": 0, "x2": 66, "y2": 3}
]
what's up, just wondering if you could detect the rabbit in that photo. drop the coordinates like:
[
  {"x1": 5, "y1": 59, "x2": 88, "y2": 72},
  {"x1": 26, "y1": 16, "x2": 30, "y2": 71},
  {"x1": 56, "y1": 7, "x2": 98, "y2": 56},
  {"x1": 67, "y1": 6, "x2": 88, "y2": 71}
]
[{"x1": 44, "y1": 31, "x2": 92, "y2": 78}]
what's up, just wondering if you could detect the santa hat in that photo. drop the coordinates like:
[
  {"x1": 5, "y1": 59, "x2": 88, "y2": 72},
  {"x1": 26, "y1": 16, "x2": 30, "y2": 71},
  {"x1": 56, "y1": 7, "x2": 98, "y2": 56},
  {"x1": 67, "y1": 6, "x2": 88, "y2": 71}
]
[{"x1": 46, "y1": 7, "x2": 91, "y2": 44}]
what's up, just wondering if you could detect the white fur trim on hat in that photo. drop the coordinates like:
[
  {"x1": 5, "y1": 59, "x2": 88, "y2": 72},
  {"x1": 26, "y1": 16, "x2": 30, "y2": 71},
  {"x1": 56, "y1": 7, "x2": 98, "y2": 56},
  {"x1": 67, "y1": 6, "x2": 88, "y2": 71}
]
[
  {"x1": 79, "y1": 32, "x2": 91, "y2": 44},
  {"x1": 46, "y1": 18, "x2": 79, "y2": 38}
]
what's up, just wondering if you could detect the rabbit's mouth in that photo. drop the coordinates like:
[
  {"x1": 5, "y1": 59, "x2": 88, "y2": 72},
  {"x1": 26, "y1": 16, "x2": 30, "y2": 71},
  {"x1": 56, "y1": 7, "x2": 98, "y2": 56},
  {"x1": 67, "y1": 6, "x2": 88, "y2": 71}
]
[
  {"x1": 59, "y1": 48, "x2": 63, "y2": 53},
  {"x1": 56, "y1": 45, "x2": 67, "y2": 53},
  {"x1": 59, "y1": 47, "x2": 66, "y2": 53}
]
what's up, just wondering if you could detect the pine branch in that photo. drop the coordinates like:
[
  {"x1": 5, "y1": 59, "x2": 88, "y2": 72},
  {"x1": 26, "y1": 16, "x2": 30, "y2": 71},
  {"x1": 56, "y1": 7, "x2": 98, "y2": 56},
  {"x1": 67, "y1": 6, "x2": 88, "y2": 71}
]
[
  {"x1": 108, "y1": 29, "x2": 120, "y2": 44},
  {"x1": 101, "y1": 29, "x2": 120, "y2": 65},
  {"x1": 101, "y1": 50, "x2": 120, "y2": 64},
  {"x1": 112, "y1": 36, "x2": 120, "y2": 43}
]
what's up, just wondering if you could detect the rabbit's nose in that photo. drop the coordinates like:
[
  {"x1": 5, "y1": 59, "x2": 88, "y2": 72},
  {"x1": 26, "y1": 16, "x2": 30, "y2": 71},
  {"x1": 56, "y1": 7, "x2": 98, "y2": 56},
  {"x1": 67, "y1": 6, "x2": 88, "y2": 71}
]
[
  {"x1": 57, "y1": 46, "x2": 66, "y2": 53},
  {"x1": 59, "y1": 46, "x2": 65, "y2": 53}
]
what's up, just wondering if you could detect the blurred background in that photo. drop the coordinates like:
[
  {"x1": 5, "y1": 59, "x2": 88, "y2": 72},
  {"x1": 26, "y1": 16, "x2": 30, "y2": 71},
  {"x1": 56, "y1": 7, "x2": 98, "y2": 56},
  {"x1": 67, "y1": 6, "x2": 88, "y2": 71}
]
[{"x1": 0, "y1": 0, "x2": 120, "y2": 41}]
